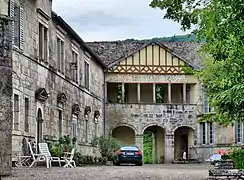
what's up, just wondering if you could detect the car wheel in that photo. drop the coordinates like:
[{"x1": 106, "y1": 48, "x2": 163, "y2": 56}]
[
  {"x1": 113, "y1": 161, "x2": 120, "y2": 166},
  {"x1": 135, "y1": 162, "x2": 143, "y2": 166}
]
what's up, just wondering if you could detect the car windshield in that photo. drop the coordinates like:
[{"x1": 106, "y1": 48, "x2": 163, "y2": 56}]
[{"x1": 121, "y1": 146, "x2": 139, "y2": 151}]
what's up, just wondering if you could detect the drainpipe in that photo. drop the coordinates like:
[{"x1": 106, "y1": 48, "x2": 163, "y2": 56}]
[{"x1": 103, "y1": 69, "x2": 107, "y2": 136}]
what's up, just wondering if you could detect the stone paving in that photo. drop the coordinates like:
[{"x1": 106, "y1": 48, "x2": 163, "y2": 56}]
[{"x1": 2, "y1": 164, "x2": 211, "y2": 180}]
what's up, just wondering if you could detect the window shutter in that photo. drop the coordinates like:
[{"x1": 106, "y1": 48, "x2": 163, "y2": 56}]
[
  {"x1": 19, "y1": 5, "x2": 24, "y2": 50},
  {"x1": 10, "y1": 0, "x2": 15, "y2": 44}
]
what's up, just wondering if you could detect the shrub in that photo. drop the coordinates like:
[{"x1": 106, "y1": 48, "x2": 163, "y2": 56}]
[
  {"x1": 50, "y1": 135, "x2": 77, "y2": 157},
  {"x1": 229, "y1": 148, "x2": 244, "y2": 170},
  {"x1": 91, "y1": 135, "x2": 120, "y2": 160}
]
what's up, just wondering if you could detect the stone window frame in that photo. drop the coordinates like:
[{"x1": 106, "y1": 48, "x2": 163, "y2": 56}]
[
  {"x1": 84, "y1": 53, "x2": 90, "y2": 91},
  {"x1": 37, "y1": 11, "x2": 50, "y2": 63},
  {"x1": 235, "y1": 121, "x2": 243, "y2": 143},
  {"x1": 9, "y1": 0, "x2": 24, "y2": 50},
  {"x1": 12, "y1": 89, "x2": 21, "y2": 131}
]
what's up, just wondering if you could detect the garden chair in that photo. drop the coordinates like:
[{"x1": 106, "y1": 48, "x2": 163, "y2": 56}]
[
  {"x1": 38, "y1": 143, "x2": 61, "y2": 167},
  {"x1": 28, "y1": 142, "x2": 48, "y2": 168},
  {"x1": 61, "y1": 148, "x2": 76, "y2": 168},
  {"x1": 15, "y1": 152, "x2": 32, "y2": 167}
]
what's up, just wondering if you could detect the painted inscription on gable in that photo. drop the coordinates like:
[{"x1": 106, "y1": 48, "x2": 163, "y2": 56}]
[{"x1": 106, "y1": 74, "x2": 188, "y2": 83}]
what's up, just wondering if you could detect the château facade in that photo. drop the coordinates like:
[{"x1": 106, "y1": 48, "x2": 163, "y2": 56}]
[{"x1": 0, "y1": 0, "x2": 243, "y2": 164}]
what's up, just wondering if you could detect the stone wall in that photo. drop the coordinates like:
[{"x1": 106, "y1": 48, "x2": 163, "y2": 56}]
[
  {"x1": 0, "y1": 16, "x2": 12, "y2": 176},
  {"x1": 11, "y1": 0, "x2": 105, "y2": 160},
  {"x1": 209, "y1": 160, "x2": 244, "y2": 180},
  {"x1": 107, "y1": 103, "x2": 198, "y2": 162}
]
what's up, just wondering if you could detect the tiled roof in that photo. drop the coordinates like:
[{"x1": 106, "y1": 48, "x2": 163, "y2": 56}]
[{"x1": 86, "y1": 41, "x2": 203, "y2": 69}]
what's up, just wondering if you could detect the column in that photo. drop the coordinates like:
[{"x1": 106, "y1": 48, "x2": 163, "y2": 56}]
[
  {"x1": 0, "y1": 16, "x2": 13, "y2": 176},
  {"x1": 183, "y1": 83, "x2": 186, "y2": 103},
  {"x1": 168, "y1": 83, "x2": 172, "y2": 103},
  {"x1": 137, "y1": 83, "x2": 140, "y2": 103},
  {"x1": 164, "y1": 133, "x2": 174, "y2": 163},
  {"x1": 135, "y1": 134, "x2": 143, "y2": 152},
  {"x1": 121, "y1": 83, "x2": 125, "y2": 103},
  {"x1": 153, "y1": 83, "x2": 156, "y2": 103}
]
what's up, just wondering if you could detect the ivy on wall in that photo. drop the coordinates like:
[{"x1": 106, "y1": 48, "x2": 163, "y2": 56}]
[{"x1": 143, "y1": 132, "x2": 153, "y2": 164}]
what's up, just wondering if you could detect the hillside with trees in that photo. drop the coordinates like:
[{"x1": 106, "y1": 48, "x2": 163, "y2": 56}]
[{"x1": 124, "y1": 34, "x2": 197, "y2": 43}]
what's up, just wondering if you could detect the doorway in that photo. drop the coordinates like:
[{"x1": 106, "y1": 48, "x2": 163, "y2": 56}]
[{"x1": 37, "y1": 108, "x2": 43, "y2": 151}]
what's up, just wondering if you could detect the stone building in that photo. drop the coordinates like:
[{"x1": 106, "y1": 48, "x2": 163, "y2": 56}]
[
  {"x1": 1, "y1": 0, "x2": 243, "y2": 164},
  {"x1": 4, "y1": 0, "x2": 106, "y2": 161},
  {"x1": 87, "y1": 41, "x2": 242, "y2": 163}
]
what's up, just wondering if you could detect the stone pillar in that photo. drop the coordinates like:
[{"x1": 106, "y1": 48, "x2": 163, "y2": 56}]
[
  {"x1": 121, "y1": 83, "x2": 125, "y2": 103},
  {"x1": 168, "y1": 83, "x2": 172, "y2": 103},
  {"x1": 137, "y1": 83, "x2": 140, "y2": 103},
  {"x1": 153, "y1": 83, "x2": 156, "y2": 103},
  {"x1": 183, "y1": 83, "x2": 186, "y2": 103},
  {"x1": 0, "y1": 15, "x2": 13, "y2": 176},
  {"x1": 135, "y1": 134, "x2": 143, "y2": 152},
  {"x1": 165, "y1": 134, "x2": 174, "y2": 163}
]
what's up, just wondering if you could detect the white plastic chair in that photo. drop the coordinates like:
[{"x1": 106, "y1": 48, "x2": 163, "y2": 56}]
[
  {"x1": 61, "y1": 148, "x2": 76, "y2": 168},
  {"x1": 38, "y1": 143, "x2": 61, "y2": 167},
  {"x1": 28, "y1": 142, "x2": 47, "y2": 168}
]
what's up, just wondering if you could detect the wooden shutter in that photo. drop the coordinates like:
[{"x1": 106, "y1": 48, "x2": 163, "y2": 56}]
[
  {"x1": 10, "y1": 0, "x2": 15, "y2": 44},
  {"x1": 20, "y1": 5, "x2": 24, "y2": 50}
]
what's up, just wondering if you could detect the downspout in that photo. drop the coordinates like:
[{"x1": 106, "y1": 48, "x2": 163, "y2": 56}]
[{"x1": 103, "y1": 69, "x2": 107, "y2": 136}]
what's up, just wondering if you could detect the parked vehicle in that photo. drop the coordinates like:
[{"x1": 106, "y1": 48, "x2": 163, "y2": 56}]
[{"x1": 113, "y1": 145, "x2": 143, "y2": 166}]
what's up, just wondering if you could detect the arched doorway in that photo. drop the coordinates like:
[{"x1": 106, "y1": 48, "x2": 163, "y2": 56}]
[
  {"x1": 143, "y1": 126, "x2": 165, "y2": 164},
  {"x1": 112, "y1": 126, "x2": 135, "y2": 145},
  {"x1": 37, "y1": 109, "x2": 43, "y2": 147},
  {"x1": 174, "y1": 126, "x2": 194, "y2": 160}
]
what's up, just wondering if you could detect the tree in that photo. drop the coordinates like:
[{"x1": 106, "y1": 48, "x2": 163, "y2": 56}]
[{"x1": 150, "y1": 0, "x2": 244, "y2": 124}]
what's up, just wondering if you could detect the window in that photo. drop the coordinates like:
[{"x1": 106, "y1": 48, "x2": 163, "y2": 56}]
[
  {"x1": 58, "y1": 110, "x2": 62, "y2": 137},
  {"x1": 57, "y1": 38, "x2": 65, "y2": 73},
  {"x1": 200, "y1": 122, "x2": 206, "y2": 145},
  {"x1": 24, "y1": 97, "x2": 29, "y2": 132},
  {"x1": 10, "y1": 0, "x2": 24, "y2": 49},
  {"x1": 72, "y1": 114, "x2": 77, "y2": 138},
  {"x1": 235, "y1": 122, "x2": 243, "y2": 143},
  {"x1": 84, "y1": 61, "x2": 90, "y2": 90},
  {"x1": 13, "y1": 94, "x2": 19, "y2": 130},
  {"x1": 208, "y1": 122, "x2": 214, "y2": 144},
  {"x1": 203, "y1": 92, "x2": 211, "y2": 113},
  {"x1": 71, "y1": 51, "x2": 78, "y2": 83},
  {"x1": 38, "y1": 23, "x2": 48, "y2": 61}
]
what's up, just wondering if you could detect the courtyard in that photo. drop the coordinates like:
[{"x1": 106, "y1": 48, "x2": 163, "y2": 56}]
[{"x1": 3, "y1": 164, "x2": 211, "y2": 180}]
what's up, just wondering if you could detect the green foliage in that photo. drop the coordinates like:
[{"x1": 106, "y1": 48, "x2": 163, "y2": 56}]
[
  {"x1": 156, "y1": 84, "x2": 165, "y2": 103},
  {"x1": 73, "y1": 152, "x2": 107, "y2": 166},
  {"x1": 50, "y1": 135, "x2": 77, "y2": 157},
  {"x1": 224, "y1": 148, "x2": 244, "y2": 170},
  {"x1": 143, "y1": 132, "x2": 153, "y2": 164},
  {"x1": 150, "y1": 0, "x2": 244, "y2": 124},
  {"x1": 91, "y1": 135, "x2": 121, "y2": 161}
]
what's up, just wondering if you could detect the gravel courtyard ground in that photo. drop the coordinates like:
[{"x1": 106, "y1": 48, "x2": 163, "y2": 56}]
[{"x1": 2, "y1": 164, "x2": 211, "y2": 180}]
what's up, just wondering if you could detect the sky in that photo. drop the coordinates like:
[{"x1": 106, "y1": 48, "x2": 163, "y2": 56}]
[{"x1": 52, "y1": 0, "x2": 192, "y2": 42}]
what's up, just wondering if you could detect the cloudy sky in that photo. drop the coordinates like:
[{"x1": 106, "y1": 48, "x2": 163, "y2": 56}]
[{"x1": 53, "y1": 0, "x2": 191, "y2": 42}]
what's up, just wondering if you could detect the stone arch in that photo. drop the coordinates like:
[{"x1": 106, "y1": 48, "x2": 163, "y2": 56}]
[
  {"x1": 173, "y1": 126, "x2": 195, "y2": 161},
  {"x1": 143, "y1": 124, "x2": 166, "y2": 164},
  {"x1": 110, "y1": 123, "x2": 138, "y2": 135},
  {"x1": 111, "y1": 125, "x2": 136, "y2": 145},
  {"x1": 141, "y1": 123, "x2": 166, "y2": 134},
  {"x1": 172, "y1": 125, "x2": 195, "y2": 133}
]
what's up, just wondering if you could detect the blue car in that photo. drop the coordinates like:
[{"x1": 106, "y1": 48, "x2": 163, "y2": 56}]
[{"x1": 113, "y1": 145, "x2": 143, "y2": 166}]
